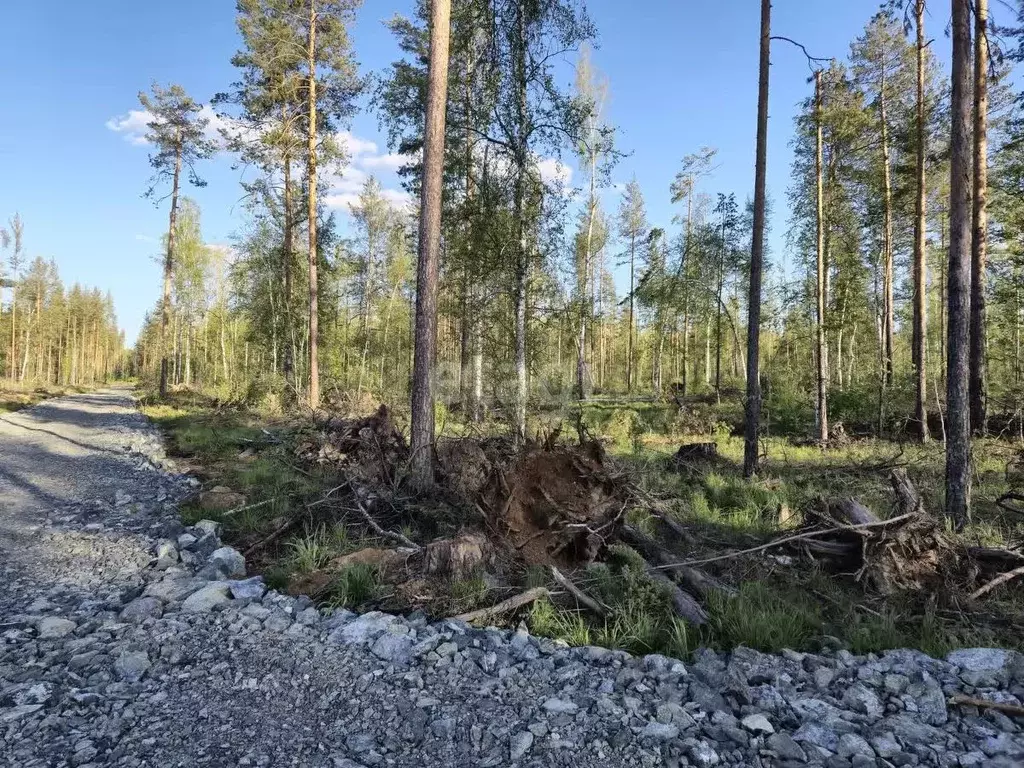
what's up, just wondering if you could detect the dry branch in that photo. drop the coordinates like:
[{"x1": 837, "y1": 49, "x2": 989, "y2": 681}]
[
  {"x1": 949, "y1": 694, "x2": 1024, "y2": 717},
  {"x1": 453, "y1": 587, "x2": 549, "y2": 624},
  {"x1": 969, "y1": 564, "x2": 1024, "y2": 600},
  {"x1": 242, "y1": 514, "x2": 301, "y2": 559},
  {"x1": 654, "y1": 513, "x2": 916, "y2": 570},
  {"x1": 355, "y1": 499, "x2": 420, "y2": 550},
  {"x1": 550, "y1": 566, "x2": 608, "y2": 617}
]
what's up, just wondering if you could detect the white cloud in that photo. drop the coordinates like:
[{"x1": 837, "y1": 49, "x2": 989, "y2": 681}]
[
  {"x1": 361, "y1": 153, "x2": 413, "y2": 172},
  {"x1": 106, "y1": 105, "x2": 248, "y2": 149},
  {"x1": 107, "y1": 109, "x2": 153, "y2": 146},
  {"x1": 536, "y1": 157, "x2": 572, "y2": 186},
  {"x1": 382, "y1": 189, "x2": 413, "y2": 208},
  {"x1": 134, "y1": 233, "x2": 156, "y2": 243},
  {"x1": 337, "y1": 131, "x2": 378, "y2": 158}
]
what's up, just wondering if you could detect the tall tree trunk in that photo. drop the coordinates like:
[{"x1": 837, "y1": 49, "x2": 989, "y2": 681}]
[
  {"x1": 159, "y1": 129, "x2": 183, "y2": 397},
  {"x1": 409, "y1": 0, "x2": 451, "y2": 486},
  {"x1": 715, "y1": 218, "x2": 725, "y2": 401},
  {"x1": 306, "y1": 0, "x2": 320, "y2": 409},
  {"x1": 282, "y1": 147, "x2": 295, "y2": 394},
  {"x1": 970, "y1": 0, "x2": 989, "y2": 436},
  {"x1": 576, "y1": 162, "x2": 597, "y2": 399},
  {"x1": 815, "y1": 70, "x2": 829, "y2": 445},
  {"x1": 912, "y1": 0, "x2": 929, "y2": 441},
  {"x1": 947, "y1": 0, "x2": 973, "y2": 529},
  {"x1": 627, "y1": 232, "x2": 635, "y2": 393},
  {"x1": 744, "y1": 0, "x2": 769, "y2": 478},
  {"x1": 880, "y1": 72, "x2": 895, "y2": 387}
]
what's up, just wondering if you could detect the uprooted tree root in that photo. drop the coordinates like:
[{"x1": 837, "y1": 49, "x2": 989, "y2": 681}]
[{"x1": 283, "y1": 407, "x2": 1024, "y2": 633}]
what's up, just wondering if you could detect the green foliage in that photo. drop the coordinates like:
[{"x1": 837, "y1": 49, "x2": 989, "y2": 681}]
[
  {"x1": 287, "y1": 528, "x2": 333, "y2": 574},
  {"x1": 705, "y1": 583, "x2": 821, "y2": 652},
  {"x1": 325, "y1": 564, "x2": 382, "y2": 609}
]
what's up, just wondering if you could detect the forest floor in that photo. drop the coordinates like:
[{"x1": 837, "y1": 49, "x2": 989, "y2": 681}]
[{"x1": 141, "y1": 388, "x2": 1024, "y2": 661}]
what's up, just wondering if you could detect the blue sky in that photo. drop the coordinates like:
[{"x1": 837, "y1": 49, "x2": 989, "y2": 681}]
[{"x1": 0, "y1": 1, "x2": 974, "y2": 344}]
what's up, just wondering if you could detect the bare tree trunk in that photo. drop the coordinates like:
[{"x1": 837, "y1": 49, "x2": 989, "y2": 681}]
[
  {"x1": 880, "y1": 72, "x2": 895, "y2": 387},
  {"x1": 912, "y1": 0, "x2": 929, "y2": 441},
  {"x1": 159, "y1": 129, "x2": 183, "y2": 397},
  {"x1": 409, "y1": 0, "x2": 451, "y2": 487},
  {"x1": 282, "y1": 146, "x2": 295, "y2": 394},
  {"x1": 815, "y1": 70, "x2": 829, "y2": 445},
  {"x1": 744, "y1": 0, "x2": 770, "y2": 478},
  {"x1": 306, "y1": 0, "x2": 321, "y2": 409},
  {"x1": 627, "y1": 232, "x2": 635, "y2": 394},
  {"x1": 947, "y1": 0, "x2": 973, "y2": 529},
  {"x1": 577, "y1": 152, "x2": 597, "y2": 399},
  {"x1": 970, "y1": 0, "x2": 989, "y2": 436}
]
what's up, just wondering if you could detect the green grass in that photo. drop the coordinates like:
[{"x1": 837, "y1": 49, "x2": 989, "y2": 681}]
[
  {"x1": 324, "y1": 564, "x2": 383, "y2": 609},
  {"x1": 288, "y1": 527, "x2": 333, "y2": 573}
]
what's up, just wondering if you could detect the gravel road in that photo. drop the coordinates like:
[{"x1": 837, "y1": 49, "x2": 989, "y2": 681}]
[{"x1": 1, "y1": 388, "x2": 1023, "y2": 768}]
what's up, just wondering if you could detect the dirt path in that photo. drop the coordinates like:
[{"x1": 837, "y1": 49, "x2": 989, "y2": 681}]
[{"x1": 0, "y1": 389, "x2": 1021, "y2": 767}]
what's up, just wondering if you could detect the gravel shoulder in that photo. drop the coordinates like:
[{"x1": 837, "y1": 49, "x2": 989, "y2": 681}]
[{"x1": 1, "y1": 388, "x2": 1023, "y2": 768}]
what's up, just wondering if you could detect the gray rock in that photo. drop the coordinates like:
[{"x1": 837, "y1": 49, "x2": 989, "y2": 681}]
[
  {"x1": 767, "y1": 733, "x2": 806, "y2": 761},
  {"x1": 687, "y1": 739, "x2": 721, "y2": 767},
  {"x1": 509, "y1": 731, "x2": 534, "y2": 760},
  {"x1": 838, "y1": 733, "x2": 874, "y2": 758},
  {"x1": 741, "y1": 713, "x2": 774, "y2": 734},
  {"x1": 329, "y1": 611, "x2": 395, "y2": 645},
  {"x1": 120, "y1": 595, "x2": 163, "y2": 622},
  {"x1": 641, "y1": 721, "x2": 679, "y2": 740},
  {"x1": 210, "y1": 546, "x2": 246, "y2": 578},
  {"x1": 155, "y1": 539, "x2": 178, "y2": 569},
  {"x1": 842, "y1": 683, "x2": 884, "y2": 718},
  {"x1": 870, "y1": 732, "x2": 902, "y2": 759},
  {"x1": 542, "y1": 697, "x2": 579, "y2": 714},
  {"x1": 36, "y1": 616, "x2": 76, "y2": 639},
  {"x1": 177, "y1": 532, "x2": 197, "y2": 550},
  {"x1": 793, "y1": 722, "x2": 840, "y2": 752},
  {"x1": 227, "y1": 576, "x2": 266, "y2": 601},
  {"x1": 946, "y1": 648, "x2": 1022, "y2": 687},
  {"x1": 371, "y1": 633, "x2": 414, "y2": 665},
  {"x1": 180, "y1": 582, "x2": 231, "y2": 613},
  {"x1": 193, "y1": 519, "x2": 221, "y2": 537},
  {"x1": 114, "y1": 650, "x2": 151, "y2": 682},
  {"x1": 1, "y1": 704, "x2": 43, "y2": 722},
  {"x1": 144, "y1": 576, "x2": 198, "y2": 602}
]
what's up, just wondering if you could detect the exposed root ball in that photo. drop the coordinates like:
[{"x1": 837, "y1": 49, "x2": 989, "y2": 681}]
[{"x1": 485, "y1": 444, "x2": 625, "y2": 567}]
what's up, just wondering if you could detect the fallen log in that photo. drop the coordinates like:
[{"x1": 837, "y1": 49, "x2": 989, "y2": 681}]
[
  {"x1": 550, "y1": 566, "x2": 608, "y2": 617},
  {"x1": 453, "y1": 587, "x2": 549, "y2": 624},
  {"x1": 642, "y1": 563, "x2": 708, "y2": 625},
  {"x1": 620, "y1": 525, "x2": 733, "y2": 598}
]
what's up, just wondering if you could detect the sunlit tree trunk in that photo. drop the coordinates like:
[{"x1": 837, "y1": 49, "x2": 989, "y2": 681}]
[
  {"x1": 409, "y1": 0, "x2": 451, "y2": 486},
  {"x1": 159, "y1": 128, "x2": 183, "y2": 397},
  {"x1": 946, "y1": 0, "x2": 973, "y2": 529},
  {"x1": 970, "y1": 0, "x2": 988, "y2": 436},
  {"x1": 306, "y1": 0, "x2": 321, "y2": 409},
  {"x1": 814, "y1": 70, "x2": 829, "y2": 445},
  {"x1": 912, "y1": 0, "x2": 929, "y2": 441},
  {"x1": 744, "y1": 0, "x2": 769, "y2": 477}
]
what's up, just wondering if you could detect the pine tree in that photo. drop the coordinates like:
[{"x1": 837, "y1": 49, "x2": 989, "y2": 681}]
[
  {"x1": 410, "y1": 0, "x2": 452, "y2": 489},
  {"x1": 139, "y1": 83, "x2": 215, "y2": 398}
]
